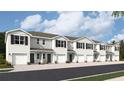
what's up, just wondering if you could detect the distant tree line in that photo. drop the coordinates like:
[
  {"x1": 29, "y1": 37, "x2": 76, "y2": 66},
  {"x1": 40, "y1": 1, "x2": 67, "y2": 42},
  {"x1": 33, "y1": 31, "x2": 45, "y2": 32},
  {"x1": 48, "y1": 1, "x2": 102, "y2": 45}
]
[{"x1": 0, "y1": 32, "x2": 6, "y2": 58}]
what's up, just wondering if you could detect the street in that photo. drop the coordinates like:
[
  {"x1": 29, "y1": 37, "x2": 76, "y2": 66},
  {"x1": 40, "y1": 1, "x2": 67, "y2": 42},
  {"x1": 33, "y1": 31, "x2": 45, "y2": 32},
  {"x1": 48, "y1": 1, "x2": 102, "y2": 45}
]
[{"x1": 0, "y1": 64, "x2": 124, "y2": 81}]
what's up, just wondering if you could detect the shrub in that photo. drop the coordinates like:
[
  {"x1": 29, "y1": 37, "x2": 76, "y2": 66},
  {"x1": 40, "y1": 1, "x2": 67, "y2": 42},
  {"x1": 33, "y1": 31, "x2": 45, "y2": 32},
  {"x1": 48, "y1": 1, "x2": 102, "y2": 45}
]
[
  {"x1": 55, "y1": 61, "x2": 58, "y2": 64},
  {"x1": 66, "y1": 61, "x2": 70, "y2": 63},
  {"x1": 38, "y1": 62, "x2": 41, "y2": 64},
  {"x1": 0, "y1": 61, "x2": 13, "y2": 68},
  {"x1": 27, "y1": 62, "x2": 31, "y2": 65},
  {"x1": 76, "y1": 61, "x2": 78, "y2": 63},
  {"x1": 0, "y1": 54, "x2": 5, "y2": 64}
]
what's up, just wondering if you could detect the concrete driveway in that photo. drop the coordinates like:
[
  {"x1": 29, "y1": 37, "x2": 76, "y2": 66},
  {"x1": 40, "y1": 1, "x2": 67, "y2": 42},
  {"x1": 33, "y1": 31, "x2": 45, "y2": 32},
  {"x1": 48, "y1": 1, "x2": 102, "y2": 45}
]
[{"x1": 12, "y1": 61, "x2": 124, "y2": 72}]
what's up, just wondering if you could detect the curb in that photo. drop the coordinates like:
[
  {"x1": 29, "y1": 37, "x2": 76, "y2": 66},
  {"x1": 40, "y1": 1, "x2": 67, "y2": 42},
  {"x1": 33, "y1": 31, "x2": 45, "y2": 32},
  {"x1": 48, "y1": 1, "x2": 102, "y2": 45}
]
[{"x1": 0, "y1": 68, "x2": 14, "y2": 72}]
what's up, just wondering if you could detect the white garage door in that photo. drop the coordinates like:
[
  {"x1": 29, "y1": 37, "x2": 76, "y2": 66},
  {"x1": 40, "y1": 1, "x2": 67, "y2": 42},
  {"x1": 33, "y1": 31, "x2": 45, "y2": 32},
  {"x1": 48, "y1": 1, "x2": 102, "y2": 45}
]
[
  {"x1": 86, "y1": 55, "x2": 93, "y2": 62},
  {"x1": 78, "y1": 55, "x2": 84, "y2": 62},
  {"x1": 12, "y1": 54, "x2": 27, "y2": 65},
  {"x1": 57, "y1": 54, "x2": 65, "y2": 63},
  {"x1": 100, "y1": 55, "x2": 105, "y2": 62}
]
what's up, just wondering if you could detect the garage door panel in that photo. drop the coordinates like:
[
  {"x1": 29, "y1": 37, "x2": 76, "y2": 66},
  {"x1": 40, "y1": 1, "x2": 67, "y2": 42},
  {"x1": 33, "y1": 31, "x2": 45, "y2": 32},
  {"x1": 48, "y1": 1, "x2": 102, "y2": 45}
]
[
  {"x1": 57, "y1": 54, "x2": 65, "y2": 63},
  {"x1": 86, "y1": 55, "x2": 93, "y2": 62},
  {"x1": 78, "y1": 55, "x2": 84, "y2": 62},
  {"x1": 12, "y1": 54, "x2": 27, "y2": 65},
  {"x1": 100, "y1": 55, "x2": 105, "y2": 61}
]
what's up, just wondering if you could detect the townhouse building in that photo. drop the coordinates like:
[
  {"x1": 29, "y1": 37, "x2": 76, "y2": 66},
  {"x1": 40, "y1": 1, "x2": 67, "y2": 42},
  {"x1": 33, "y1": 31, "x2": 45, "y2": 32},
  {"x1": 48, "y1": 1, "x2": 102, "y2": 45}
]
[{"x1": 5, "y1": 29, "x2": 119, "y2": 65}]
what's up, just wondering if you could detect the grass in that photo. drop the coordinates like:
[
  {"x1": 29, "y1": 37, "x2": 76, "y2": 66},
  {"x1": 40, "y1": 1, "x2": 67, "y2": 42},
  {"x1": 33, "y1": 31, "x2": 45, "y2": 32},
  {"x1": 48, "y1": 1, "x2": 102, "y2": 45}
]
[
  {"x1": 70, "y1": 71, "x2": 124, "y2": 81},
  {"x1": 0, "y1": 63, "x2": 13, "y2": 68}
]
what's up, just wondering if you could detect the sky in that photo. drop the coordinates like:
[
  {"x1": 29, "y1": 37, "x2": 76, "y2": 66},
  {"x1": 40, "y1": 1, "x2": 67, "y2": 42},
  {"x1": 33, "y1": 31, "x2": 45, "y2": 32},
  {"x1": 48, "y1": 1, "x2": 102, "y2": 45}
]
[{"x1": 0, "y1": 11, "x2": 124, "y2": 42}]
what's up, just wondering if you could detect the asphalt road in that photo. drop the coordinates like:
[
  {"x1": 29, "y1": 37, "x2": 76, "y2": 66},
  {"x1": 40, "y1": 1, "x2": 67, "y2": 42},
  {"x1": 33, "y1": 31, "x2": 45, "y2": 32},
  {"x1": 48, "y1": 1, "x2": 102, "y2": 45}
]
[{"x1": 0, "y1": 64, "x2": 124, "y2": 81}]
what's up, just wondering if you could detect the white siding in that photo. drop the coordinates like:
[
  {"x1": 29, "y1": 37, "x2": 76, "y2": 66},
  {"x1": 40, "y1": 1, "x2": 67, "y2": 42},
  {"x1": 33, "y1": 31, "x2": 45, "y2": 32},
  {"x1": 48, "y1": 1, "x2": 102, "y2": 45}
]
[
  {"x1": 6, "y1": 31, "x2": 30, "y2": 65},
  {"x1": 30, "y1": 37, "x2": 52, "y2": 49}
]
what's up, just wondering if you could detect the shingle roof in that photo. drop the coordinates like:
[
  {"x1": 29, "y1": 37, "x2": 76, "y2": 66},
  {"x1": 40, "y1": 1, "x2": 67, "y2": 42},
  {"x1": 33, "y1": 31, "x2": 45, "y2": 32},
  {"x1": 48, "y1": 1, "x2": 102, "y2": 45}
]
[
  {"x1": 65, "y1": 36, "x2": 79, "y2": 40},
  {"x1": 92, "y1": 40, "x2": 101, "y2": 43},
  {"x1": 29, "y1": 31, "x2": 58, "y2": 38}
]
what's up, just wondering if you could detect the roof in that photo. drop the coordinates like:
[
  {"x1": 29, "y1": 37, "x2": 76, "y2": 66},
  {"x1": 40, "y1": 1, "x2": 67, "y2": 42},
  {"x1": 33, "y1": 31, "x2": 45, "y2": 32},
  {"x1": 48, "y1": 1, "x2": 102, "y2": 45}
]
[
  {"x1": 29, "y1": 31, "x2": 58, "y2": 38},
  {"x1": 30, "y1": 48, "x2": 54, "y2": 51},
  {"x1": 92, "y1": 40, "x2": 101, "y2": 43},
  {"x1": 65, "y1": 36, "x2": 79, "y2": 40}
]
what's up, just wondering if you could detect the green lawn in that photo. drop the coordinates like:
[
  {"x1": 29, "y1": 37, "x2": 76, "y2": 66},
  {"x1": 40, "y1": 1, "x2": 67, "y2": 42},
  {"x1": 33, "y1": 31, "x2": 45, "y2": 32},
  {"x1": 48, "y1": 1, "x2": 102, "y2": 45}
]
[
  {"x1": 0, "y1": 63, "x2": 13, "y2": 68},
  {"x1": 70, "y1": 71, "x2": 124, "y2": 81}
]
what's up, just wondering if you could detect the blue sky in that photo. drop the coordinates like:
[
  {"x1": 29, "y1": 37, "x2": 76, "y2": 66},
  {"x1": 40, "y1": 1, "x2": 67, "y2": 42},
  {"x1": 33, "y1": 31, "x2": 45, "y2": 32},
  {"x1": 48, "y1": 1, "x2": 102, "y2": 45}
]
[{"x1": 0, "y1": 11, "x2": 124, "y2": 42}]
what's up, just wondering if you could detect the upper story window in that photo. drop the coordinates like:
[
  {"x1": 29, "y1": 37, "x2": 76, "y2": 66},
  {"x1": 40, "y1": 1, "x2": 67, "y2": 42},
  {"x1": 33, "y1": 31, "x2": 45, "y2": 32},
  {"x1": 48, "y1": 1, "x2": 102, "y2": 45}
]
[
  {"x1": 14, "y1": 35, "x2": 19, "y2": 44},
  {"x1": 37, "y1": 38, "x2": 39, "y2": 44},
  {"x1": 100, "y1": 45, "x2": 105, "y2": 50},
  {"x1": 86, "y1": 43, "x2": 93, "y2": 49},
  {"x1": 115, "y1": 46, "x2": 119, "y2": 51},
  {"x1": 20, "y1": 36, "x2": 24, "y2": 45},
  {"x1": 11, "y1": 35, "x2": 28, "y2": 45},
  {"x1": 77, "y1": 42, "x2": 85, "y2": 49},
  {"x1": 56, "y1": 40, "x2": 66, "y2": 48},
  {"x1": 43, "y1": 40, "x2": 45, "y2": 45}
]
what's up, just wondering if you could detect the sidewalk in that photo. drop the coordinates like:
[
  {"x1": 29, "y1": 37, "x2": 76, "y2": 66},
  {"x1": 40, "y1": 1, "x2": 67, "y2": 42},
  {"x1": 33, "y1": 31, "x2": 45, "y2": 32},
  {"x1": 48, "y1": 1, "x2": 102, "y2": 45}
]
[{"x1": 10, "y1": 61, "x2": 124, "y2": 72}]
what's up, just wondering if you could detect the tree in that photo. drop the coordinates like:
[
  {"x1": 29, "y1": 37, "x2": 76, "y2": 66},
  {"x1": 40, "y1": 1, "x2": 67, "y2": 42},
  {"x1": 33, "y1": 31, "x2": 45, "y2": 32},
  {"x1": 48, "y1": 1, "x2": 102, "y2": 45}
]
[
  {"x1": 112, "y1": 11, "x2": 124, "y2": 17},
  {"x1": 0, "y1": 32, "x2": 6, "y2": 58},
  {"x1": 111, "y1": 40, "x2": 116, "y2": 44},
  {"x1": 119, "y1": 40, "x2": 124, "y2": 60}
]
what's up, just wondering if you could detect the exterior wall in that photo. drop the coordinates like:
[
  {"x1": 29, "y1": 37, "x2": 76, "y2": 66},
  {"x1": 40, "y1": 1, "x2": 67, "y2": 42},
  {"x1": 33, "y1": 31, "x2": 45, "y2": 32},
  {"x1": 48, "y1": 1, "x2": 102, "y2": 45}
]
[
  {"x1": 6, "y1": 31, "x2": 30, "y2": 65},
  {"x1": 73, "y1": 38, "x2": 94, "y2": 62},
  {"x1": 30, "y1": 37, "x2": 52, "y2": 49},
  {"x1": 94, "y1": 43, "x2": 106, "y2": 62},
  {"x1": 30, "y1": 51, "x2": 54, "y2": 64},
  {"x1": 6, "y1": 29, "x2": 120, "y2": 65},
  {"x1": 52, "y1": 37, "x2": 67, "y2": 63},
  {"x1": 67, "y1": 41, "x2": 74, "y2": 50}
]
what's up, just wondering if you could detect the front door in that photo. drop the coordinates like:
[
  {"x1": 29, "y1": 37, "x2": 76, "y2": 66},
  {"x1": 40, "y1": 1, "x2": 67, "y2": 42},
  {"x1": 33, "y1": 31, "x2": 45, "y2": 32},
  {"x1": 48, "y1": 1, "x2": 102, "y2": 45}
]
[
  {"x1": 69, "y1": 54, "x2": 72, "y2": 62},
  {"x1": 30, "y1": 53, "x2": 34, "y2": 63},
  {"x1": 47, "y1": 54, "x2": 51, "y2": 63}
]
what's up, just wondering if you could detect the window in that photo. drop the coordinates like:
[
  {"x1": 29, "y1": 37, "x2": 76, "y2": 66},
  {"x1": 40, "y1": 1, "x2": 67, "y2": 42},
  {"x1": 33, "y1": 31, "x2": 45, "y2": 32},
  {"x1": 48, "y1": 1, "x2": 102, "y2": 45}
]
[
  {"x1": 20, "y1": 36, "x2": 24, "y2": 45},
  {"x1": 11, "y1": 35, "x2": 14, "y2": 44},
  {"x1": 43, "y1": 54, "x2": 45, "y2": 59},
  {"x1": 25, "y1": 36, "x2": 28, "y2": 45},
  {"x1": 64, "y1": 41, "x2": 66, "y2": 48},
  {"x1": 14, "y1": 35, "x2": 19, "y2": 44},
  {"x1": 86, "y1": 43, "x2": 93, "y2": 49},
  {"x1": 56, "y1": 40, "x2": 58, "y2": 47},
  {"x1": 76, "y1": 42, "x2": 84, "y2": 49},
  {"x1": 11, "y1": 35, "x2": 28, "y2": 45},
  {"x1": 37, "y1": 54, "x2": 40, "y2": 59},
  {"x1": 56, "y1": 40, "x2": 66, "y2": 48},
  {"x1": 115, "y1": 47, "x2": 119, "y2": 51},
  {"x1": 83, "y1": 43, "x2": 85, "y2": 49},
  {"x1": 100, "y1": 45, "x2": 105, "y2": 50},
  {"x1": 37, "y1": 38, "x2": 39, "y2": 44},
  {"x1": 43, "y1": 40, "x2": 45, "y2": 45},
  {"x1": 61, "y1": 41, "x2": 64, "y2": 47}
]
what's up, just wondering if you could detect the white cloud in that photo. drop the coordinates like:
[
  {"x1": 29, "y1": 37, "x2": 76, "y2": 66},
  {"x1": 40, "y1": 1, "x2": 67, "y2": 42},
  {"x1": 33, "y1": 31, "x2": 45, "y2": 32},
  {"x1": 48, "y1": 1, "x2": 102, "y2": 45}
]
[
  {"x1": 42, "y1": 11, "x2": 115, "y2": 40},
  {"x1": 20, "y1": 14, "x2": 42, "y2": 31},
  {"x1": 43, "y1": 12, "x2": 83, "y2": 35},
  {"x1": 109, "y1": 29, "x2": 124, "y2": 42},
  {"x1": 20, "y1": 12, "x2": 116, "y2": 41}
]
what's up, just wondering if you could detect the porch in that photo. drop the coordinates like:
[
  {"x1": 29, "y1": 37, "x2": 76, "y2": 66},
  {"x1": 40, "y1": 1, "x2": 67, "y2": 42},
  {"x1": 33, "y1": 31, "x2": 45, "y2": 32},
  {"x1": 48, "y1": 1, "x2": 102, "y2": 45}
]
[{"x1": 30, "y1": 48, "x2": 54, "y2": 64}]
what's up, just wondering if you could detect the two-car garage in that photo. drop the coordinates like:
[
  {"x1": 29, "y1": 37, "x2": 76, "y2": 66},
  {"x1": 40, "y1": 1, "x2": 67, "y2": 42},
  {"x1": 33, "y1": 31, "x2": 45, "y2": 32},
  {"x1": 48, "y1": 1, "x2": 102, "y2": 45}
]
[{"x1": 12, "y1": 53, "x2": 28, "y2": 65}]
